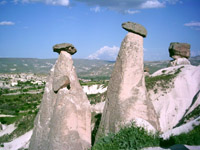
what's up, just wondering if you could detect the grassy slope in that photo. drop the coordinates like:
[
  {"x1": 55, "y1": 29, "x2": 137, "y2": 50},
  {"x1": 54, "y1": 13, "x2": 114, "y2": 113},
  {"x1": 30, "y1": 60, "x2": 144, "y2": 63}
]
[{"x1": 0, "y1": 93, "x2": 42, "y2": 144}]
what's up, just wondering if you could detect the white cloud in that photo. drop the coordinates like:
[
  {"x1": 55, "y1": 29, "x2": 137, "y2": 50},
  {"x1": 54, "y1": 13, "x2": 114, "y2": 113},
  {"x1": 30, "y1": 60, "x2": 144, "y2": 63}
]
[
  {"x1": 12, "y1": 0, "x2": 182, "y2": 10},
  {"x1": 74, "y1": 0, "x2": 181, "y2": 12},
  {"x1": 184, "y1": 21, "x2": 200, "y2": 27},
  {"x1": 184, "y1": 21, "x2": 200, "y2": 31},
  {"x1": 90, "y1": 6, "x2": 100, "y2": 13},
  {"x1": 0, "y1": 21, "x2": 15, "y2": 26},
  {"x1": 88, "y1": 46, "x2": 120, "y2": 61},
  {"x1": 140, "y1": 0, "x2": 165, "y2": 9},
  {"x1": 14, "y1": 0, "x2": 69, "y2": 6},
  {"x1": 125, "y1": 10, "x2": 140, "y2": 15}
]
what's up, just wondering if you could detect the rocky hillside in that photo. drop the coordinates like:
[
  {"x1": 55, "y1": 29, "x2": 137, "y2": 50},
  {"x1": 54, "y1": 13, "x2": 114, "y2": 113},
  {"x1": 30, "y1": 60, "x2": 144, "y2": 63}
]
[
  {"x1": 92, "y1": 64, "x2": 200, "y2": 150},
  {"x1": 0, "y1": 58, "x2": 114, "y2": 79},
  {"x1": 148, "y1": 65, "x2": 200, "y2": 134},
  {"x1": 0, "y1": 57, "x2": 199, "y2": 79}
]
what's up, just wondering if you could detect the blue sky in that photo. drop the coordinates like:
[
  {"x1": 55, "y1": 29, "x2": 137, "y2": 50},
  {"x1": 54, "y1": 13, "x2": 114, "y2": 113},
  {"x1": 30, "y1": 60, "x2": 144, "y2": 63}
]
[{"x1": 0, "y1": 0, "x2": 200, "y2": 61}]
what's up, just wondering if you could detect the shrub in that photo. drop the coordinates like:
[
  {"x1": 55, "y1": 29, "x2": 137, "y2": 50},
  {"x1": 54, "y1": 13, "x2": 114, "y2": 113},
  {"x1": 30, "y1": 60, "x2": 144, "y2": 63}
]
[
  {"x1": 175, "y1": 105, "x2": 200, "y2": 127},
  {"x1": 91, "y1": 113, "x2": 102, "y2": 145},
  {"x1": 92, "y1": 122, "x2": 160, "y2": 150},
  {"x1": 0, "y1": 117, "x2": 18, "y2": 125},
  {"x1": 88, "y1": 92, "x2": 106, "y2": 104},
  {"x1": 92, "y1": 122, "x2": 200, "y2": 149},
  {"x1": 160, "y1": 124, "x2": 200, "y2": 147}
]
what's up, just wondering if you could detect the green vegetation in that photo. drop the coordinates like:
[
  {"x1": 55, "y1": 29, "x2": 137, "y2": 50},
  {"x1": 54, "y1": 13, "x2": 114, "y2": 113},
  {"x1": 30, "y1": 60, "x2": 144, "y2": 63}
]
[
  {"x1": 79, "y1": 80, "x2": 108, "y2": 104},
  {"x1": 0, "y1": 93, "x2": 42, "y2": 143},
  {"x1": 92, "y1": 123, "x2": 200, "y2": 150},
  {"x1": 0, "y1": 113, "x2": 37, "y2": 144},
  {"x1": 145, "y1": 66, "x2": 184, "y2": 92},
  {"x1": 80, "y1": 80, "x2": 109, "y2": 87},
  {"x1": 175, "y1": 105, "x2": 200, "y2": 128},
  {"x1": 0, "y1": 88, "x2": 19, "y2": 95},
  {"x1": 160, "y1": 124, "x2": 200, "y2": 147},
  {"x1": 92, "y1": 123, "x2": 160, "y2": 150},
  {"x1": 91, "y1": 113, "x2": 102, "y2": 145},
  {"x1": 0, "y1": 80, "x2": 44, "y2": 96},
  {"x1": 17, "y1": 81, "x2": 44, "y2": 93},
  {"x1": 0, "y1": 93, "x2": 42, "y2": 117},
  {"x1": 88, "y1": 92, "x2": 107, "y2": 105},
  {"x1": 184, "y1": 105, "x2": 200, "y2": 122},
  {"x1": 144, "y1": 61, "x2": 169, "y2": 74}
]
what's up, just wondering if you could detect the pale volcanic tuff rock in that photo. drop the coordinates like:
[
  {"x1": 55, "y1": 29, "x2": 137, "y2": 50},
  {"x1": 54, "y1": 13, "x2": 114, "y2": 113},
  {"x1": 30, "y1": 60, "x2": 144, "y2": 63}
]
[
  {"x1": 168, "y1": 57, "x2": 191, "y2": 67},
  {"x1": 149, "y1": 65, "x2": 200, "y2": 133},
  {"x1": 29, "y1": 44, "x2": 91, "y2": 150},
  {"x1": 53, "y1": 75, "x2": 70, "y2": 92},
  {"x1": 96, "y1": 22, "x2": 159, "y2": 140}
]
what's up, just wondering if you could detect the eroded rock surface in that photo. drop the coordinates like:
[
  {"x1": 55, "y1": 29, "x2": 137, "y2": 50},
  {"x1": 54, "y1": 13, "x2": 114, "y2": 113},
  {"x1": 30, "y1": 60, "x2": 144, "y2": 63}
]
[
  {"x1": 168, "y1": 57, "x2": 191, "y2": 67},
  {"x1": 96, "y1": 22, "x2": 159, "y2": 140},
  {"x1": 149, "y1": 65, "x2": 200, "y2": 132},
  {"x1": 29, "y1": 45, "x2": 91, "y2": 150}
]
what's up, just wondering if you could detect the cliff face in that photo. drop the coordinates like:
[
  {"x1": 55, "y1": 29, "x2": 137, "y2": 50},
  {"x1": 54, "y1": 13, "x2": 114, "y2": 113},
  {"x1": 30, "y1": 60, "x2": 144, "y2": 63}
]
[
  {"x1": 148, "y1": 65, "x2": 200, "y2": 133},
  {"x1": 29, "y1": 49, "x2": 91, "y2": 150}
]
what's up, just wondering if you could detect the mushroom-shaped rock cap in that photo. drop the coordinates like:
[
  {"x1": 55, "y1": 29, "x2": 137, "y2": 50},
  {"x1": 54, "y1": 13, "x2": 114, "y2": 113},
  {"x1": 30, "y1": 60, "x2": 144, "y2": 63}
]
[
  {"x1": 53, "y1": 43, "x2": 77, "y2": 55},
  {"x1": 122, "y1": 21, "x2": 147, "y2": 37},
  {"x1": 169, "y1": 42, "x2": 190, "y2": 59}
]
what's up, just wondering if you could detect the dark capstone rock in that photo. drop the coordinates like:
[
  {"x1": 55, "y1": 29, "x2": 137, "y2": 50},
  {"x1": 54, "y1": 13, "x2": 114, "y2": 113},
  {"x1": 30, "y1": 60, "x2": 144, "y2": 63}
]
[
  {"x1": 53, "y1": 43, "x2": 77, "y2": 55},
  {"x1": 169, "y1": 42, "x2": 190, "y2": 59},
  {"x1": 122, "y1": 21, "x2": 147, "y2": 37}
]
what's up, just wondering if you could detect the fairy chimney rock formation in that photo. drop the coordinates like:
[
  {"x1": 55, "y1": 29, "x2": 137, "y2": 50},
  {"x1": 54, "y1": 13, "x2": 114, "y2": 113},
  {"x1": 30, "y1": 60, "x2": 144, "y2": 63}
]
[
  {"x1": 96, "y1": 22, "x2": 159, "y2": 140},
  {"x1": 168, "y1": 42, "x2": 191, "y2": 66},
  {"x1": 29, "y1": 43, "x2": 91, "y2": 150}
]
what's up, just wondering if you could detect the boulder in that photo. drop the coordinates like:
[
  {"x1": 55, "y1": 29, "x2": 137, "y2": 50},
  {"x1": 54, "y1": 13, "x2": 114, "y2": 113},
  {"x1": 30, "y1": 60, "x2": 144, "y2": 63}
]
[
  {"x1": 96, "y1": 25, "x2": 159, "y2": 140},
  {"x1": 122, "y1": 21, "x2": 147, "y2": 37},
  {"x1": 53, "y1": 75, "x2": 70, "y2": 92},
  {"x1": 169, "y1": 42, "x2": 190, "y2": 59},
  {"x1": 53, "y1": 43, "x2": 77, "y2": 55},
  {"x1": 29, "y1": 46, "x2": 91, "y2": 150}
]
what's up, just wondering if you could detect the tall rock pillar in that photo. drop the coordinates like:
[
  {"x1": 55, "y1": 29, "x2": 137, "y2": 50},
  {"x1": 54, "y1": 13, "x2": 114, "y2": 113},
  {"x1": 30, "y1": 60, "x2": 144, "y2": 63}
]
[
  {"x1": 96, "y1": 22, "x2": 159, "y2": 139},
  {"x1": 29, "y1": 43, "x2": 91, "y2": 150}
]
